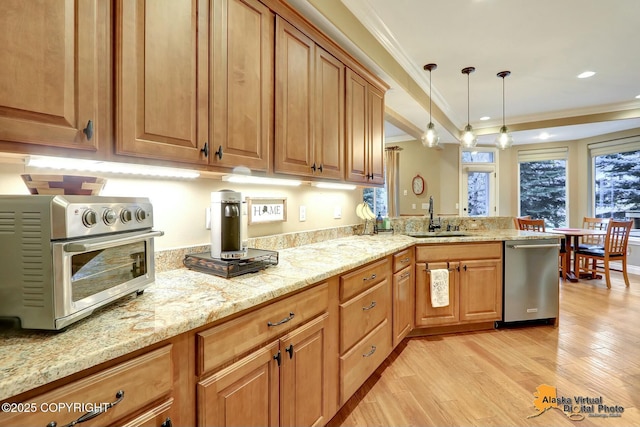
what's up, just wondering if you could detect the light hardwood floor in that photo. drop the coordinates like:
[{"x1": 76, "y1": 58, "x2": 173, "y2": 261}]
[{"x1": 329, "y1": 272, "x2": 640, "y2": 426}]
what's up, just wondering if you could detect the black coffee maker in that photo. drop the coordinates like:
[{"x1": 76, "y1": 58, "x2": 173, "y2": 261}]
[{"x1": 211, "y1": 190, "x2": 245, "y2": 259}]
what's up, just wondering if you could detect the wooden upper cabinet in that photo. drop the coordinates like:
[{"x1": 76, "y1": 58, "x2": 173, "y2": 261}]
[
  {"x1": 211, "y1": 0, "x2": 273, "y2": 171},
  {"x1": 274, "y1": 16, "x2": 315, "y2": 176},
  {"x1": 345, "y1": 69, "x2": 385, "y2": 185},
  {"x1": 0, "y1": 0, "x2": 103, "y2": 151},
  {"x1": 314, "y1": 47, "x2": 345, "y2": 180},
  {"x1": 116, "y1": 0, "x2": 208, "y2": 164}
]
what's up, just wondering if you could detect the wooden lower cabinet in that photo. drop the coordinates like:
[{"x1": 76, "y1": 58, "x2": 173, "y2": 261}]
[
  {"x1": 197, "y1": 314, "x2": 330, "y2": 427},
  {"x1": 415, "y1": 243, "x2": 503, "y2": 329},
  {"x1": 393, "y1": 264, "x2": 414, "y2": 346},
  {"x1": 0, "y1": 345, "x2": 176, "y2": 427}
]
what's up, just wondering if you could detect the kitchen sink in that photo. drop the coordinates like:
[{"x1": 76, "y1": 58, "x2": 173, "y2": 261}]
[{"x1": 405, "y1": 231, "x2": 472, "y2": 238}]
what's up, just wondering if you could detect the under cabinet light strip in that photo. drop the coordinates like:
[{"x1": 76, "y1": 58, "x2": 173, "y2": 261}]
[
  {"x1": 25, "y1": 156, "x2": 200, "y2": 179},
  {"x1": 222, "y1": 174, "x2": 302, "y2": 186},
  {"x1": 312, "y1": 182, "x2": 357, "y2": 190}
]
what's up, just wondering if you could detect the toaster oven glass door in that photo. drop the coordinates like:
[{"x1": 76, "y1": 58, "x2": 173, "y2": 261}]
[{"x1": 70, "y1": 240, "x2": 147, "y2": 301}]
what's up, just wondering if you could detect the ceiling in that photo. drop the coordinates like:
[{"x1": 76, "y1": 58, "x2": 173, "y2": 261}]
[{"x1": 288, "y1": 0, "x2": 640, "y2": 146}]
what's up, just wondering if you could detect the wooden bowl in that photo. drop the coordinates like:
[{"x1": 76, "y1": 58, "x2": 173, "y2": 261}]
[{"x1": 21, "y1": 174, "x2": 106, "y2": 195}]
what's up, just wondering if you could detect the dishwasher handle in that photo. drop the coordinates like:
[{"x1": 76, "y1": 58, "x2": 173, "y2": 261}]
[{"x1": 507, "y1": 243, "x2": 561, "y2": 249}]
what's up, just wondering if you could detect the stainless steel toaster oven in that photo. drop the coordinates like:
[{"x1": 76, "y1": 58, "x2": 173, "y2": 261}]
[{"x1": 0, "y1": 195, "x2": 163, "y2": 330}]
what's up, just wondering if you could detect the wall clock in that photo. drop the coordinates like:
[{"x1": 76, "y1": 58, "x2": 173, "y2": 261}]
[{"x1": 412, "y1": 174, "x2": 425, "y2": 195}]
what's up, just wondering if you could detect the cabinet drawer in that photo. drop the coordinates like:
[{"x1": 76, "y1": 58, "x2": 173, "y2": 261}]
[
  {"x1": 339, "y1": 319, "x2": 391, "y2": 404},
  {"x1": 120, "y1": 398, "x2": 173, "y2": 427},
  {"x1": 416, "y1": 242, "x2": 502, "y2": 262},
  {"x1": 0, "y1": 346, "x2": 173, "y2": 427},
  {"x1": 340, "y1": 279, "x2": 390, "y2": 353},
  {"x1": 393, "y1": 248, "x2": 414, "y2": 273},
  {"x1": 198, "y1": 282, "x2": 328, "y2": 375},
  {"x1": 340, "y1": 258, "x2": 389, "y2": 302}
]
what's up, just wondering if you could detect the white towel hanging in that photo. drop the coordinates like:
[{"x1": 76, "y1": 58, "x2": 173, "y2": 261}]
[{"x1": 430, "y1": 269, "x2": 449, "y2": 308}]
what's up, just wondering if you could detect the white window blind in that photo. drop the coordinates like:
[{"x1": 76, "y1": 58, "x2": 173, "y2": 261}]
[
  {"x1": 588, "y1": 136, "x2": 640, "y2": 157},
  {"x1": 517, "y1": 147, "x2": 568, "y2": 163}
]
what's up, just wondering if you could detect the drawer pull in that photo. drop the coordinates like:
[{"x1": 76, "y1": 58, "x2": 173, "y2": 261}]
[
  {"x1": 362, "y1": 301, "x2": 377, "y2": 311},
  {"x1": 267, "y1": 312, "x2": 295, "y2": 327},
  {"x1": 362, "y1": 345, "x2": 377, "y2": 358},
  {"x1": 363, "y1": 273, "x2": 377, "y2": 281},
  {"x1": 46, "y1": 390, "x2": 124, "y2": 427},
  {"x1": 401, "y1": 257, "x2": 410, "y2": 263},
  {"x1": 161, "y1": 418, "x2": 173, "y2": 427},
  {"x1": 400, "y1": 272, "x2": 411, "y2": 279},
  {"x1": 285, "y1": 344, "x2": 294, "y2": 359}
]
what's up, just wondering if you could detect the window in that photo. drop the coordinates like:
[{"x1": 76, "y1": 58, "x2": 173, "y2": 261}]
[
  {"x1": 461, "y1": 148, "x2": 497, "y2": 216},
  {"x1": 589, "y1": 137, "x2": 640, "y2": 237},
  {"x1": 517, "y1": 147, "x2": 568, "y2": 227},
  {"x1": 363, "y1": 186, "x2": 388, "y2": 218}
]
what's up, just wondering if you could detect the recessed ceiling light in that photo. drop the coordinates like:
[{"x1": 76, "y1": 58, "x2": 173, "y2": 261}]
[
  {"x1": 539, "y1": 132, "x2": 551, "y2": 140},
  {"x1": 479, "y1": 116, "x2": 490, "y2": 121},
  {"x1": 577, "y1": 71, "x2": 596, "y2": 79}
]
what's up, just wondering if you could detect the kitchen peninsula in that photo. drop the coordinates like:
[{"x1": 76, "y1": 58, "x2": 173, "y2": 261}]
[{"x1": 0, "y1": 227, "x2": 560, "y2": 426}]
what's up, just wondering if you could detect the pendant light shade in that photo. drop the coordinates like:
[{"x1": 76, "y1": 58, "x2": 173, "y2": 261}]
[
  {"x1": 495, "y1": 70, "x2": 513, "y2": 150},
  {"x1": 421, "y1": 63, "x2": 440, "y2": 148},
  {"x1": 461, "y1": 67, "x2": 477, "y2": 148}
]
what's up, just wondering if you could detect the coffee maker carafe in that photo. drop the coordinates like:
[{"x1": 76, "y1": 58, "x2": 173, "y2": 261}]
[{"x1": 211, "y1": 190, "x2": 245, "y2": 259}]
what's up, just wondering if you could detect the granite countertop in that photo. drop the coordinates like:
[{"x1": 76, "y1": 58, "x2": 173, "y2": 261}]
[{"x1": 0, "y1": 230, "x2": 558, "y2": 401}]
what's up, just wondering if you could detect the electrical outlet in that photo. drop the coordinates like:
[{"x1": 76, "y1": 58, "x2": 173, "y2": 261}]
[
  {"x1": 299, "y1": 205, "x2": 306, "y2": 222},
  {"x1": 421, "y1": 203, "x2": 429, "y2": 209},
  {"x1": 403, "y1": 189, "x2": 408, "y2": 196},
  {"x1": 333, "y1": 205, "x2": 342, "y2": 219},
  {"x1": 205, "y1": 207, "x2": 211, "y2": 229},
  {"x1": 412, "y1": 204, "x2": 416, "y2": 209}
]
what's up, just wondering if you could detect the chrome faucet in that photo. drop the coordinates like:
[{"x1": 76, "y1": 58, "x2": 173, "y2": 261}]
[{"x1": 428, "y1": 196, "x2": 441, "y2": 232}]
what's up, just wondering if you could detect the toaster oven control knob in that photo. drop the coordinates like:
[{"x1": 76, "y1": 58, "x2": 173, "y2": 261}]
[
  {"x1": 135, "y1": 208, "x2": 148, "y2": 222},
  {"x1": 82, "y1": 209, "x2": 98, "y2": 227},
  {"x1": 120, "y1": 208, "x2": 133, "y2": 224},
  {"x1": 103, "y1": 208, "x2": 118, "y2": 226}
]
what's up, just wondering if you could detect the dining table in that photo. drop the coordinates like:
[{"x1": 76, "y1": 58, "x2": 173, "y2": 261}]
[{"x1": 548, "y1": 227, "x2": 607, "y2": 282}]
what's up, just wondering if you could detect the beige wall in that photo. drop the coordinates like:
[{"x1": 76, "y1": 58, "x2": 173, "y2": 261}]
[{"x1": 0, "y1": 161, "x2": 363, "y2": 251}]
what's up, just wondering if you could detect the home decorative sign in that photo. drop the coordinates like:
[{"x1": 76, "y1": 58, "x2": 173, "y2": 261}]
[{"x1": 247, "y1": 197, "x2": 287, "y2": 224}]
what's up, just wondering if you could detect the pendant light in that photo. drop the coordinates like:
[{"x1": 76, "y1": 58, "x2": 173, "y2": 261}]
[
  {"x1": 421, "y1": 63, "x2": 439, "y2": 148},
  {"x1": 495, "y1": 70, "x2": 513, "y2": 150},
  {"x1": 460, "y1": 67, "x2": 477, "y2": 148}
]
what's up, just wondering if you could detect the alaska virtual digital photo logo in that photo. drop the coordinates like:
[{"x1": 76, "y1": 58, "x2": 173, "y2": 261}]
[{"x1": 528, "y1": 384, "x2": 625, "y2": 421}]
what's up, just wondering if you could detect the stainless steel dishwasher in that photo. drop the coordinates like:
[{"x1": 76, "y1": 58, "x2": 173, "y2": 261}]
[{"x1": 502, "y1": 239, "x2": 560, "y2": 323}]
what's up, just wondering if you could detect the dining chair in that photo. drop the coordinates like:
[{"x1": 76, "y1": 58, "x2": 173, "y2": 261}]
[
  {"x1": 575, "y1": 219, "x2": 633, "y2": 288},
  {"x1": 517, "y1": 218, "x2": 567, "y2": 279},
  {"x1": 579, "y1": 217, "x2": 609, "y2": 250},
  {"x1": 513, "y1": 215, "x2": 531, "y2": 229},
  {"x1": 517, "y1": 218, "x2": 545, "y2": 232}
]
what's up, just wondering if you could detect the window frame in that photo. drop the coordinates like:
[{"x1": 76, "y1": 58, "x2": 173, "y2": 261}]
[{"x1": 459, "y1": 146, "x2": 499, "y2": 217}]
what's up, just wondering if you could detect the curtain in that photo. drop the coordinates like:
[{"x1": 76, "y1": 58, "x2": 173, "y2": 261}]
[{"x1": 385, "y1": 146, "x2": 402, "y2": 217}]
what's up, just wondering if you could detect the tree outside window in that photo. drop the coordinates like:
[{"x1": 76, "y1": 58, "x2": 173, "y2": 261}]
[
  {"x1": 594, "y1": 149, "x2": 640, "y2": 219},
  {"x1": 519, "y1": 159, "x2": 567, "y2": 227}
]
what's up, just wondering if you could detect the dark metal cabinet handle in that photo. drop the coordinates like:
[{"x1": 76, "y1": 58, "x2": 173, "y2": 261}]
[
  {"x1": 161, "y1": 418, "x2": 173, "y2": 427},
  {"x1": 267, "y1": 312, "x2": 295, "y2": 327},
  {"x1": 318, "y1": 164, "x2": 323, "y2": 172},
  {"x1": 274, "y1": 350, "x2": 282, "y2": 366},
  {"x1": 400, "y1": 257, "x2": 410, "y2": 263},
  {"x1": 311, "y1": 162, "x2": 317, "y2": 172},
  {"x1": 82, "y1": 120, "x2": 93, "y2": 140},
  {"x1": 285, "y1": 344, "x2": 294, "y2": 359},
  {"x1": 200, "y1": 142, "x2": 209, "y2": 157},
  {"x1": 400, "y1": 272, "x2": 410, "y2": 279},
  {"x1": 362, "y1": 301, "x2": 377, "y2": 311},
  {"x1": 214, "y1": 145, "x2": 223, "y2": 159},
  {"x1": 463, "y1": 265, "x2": 467, "y2": 271},
  {"x1": 46, "y1": 390, "x2": 124, "y2": 427},
  {"x1": 362, "y1": 345, "x2": 377, "y2": 358},
  {"x1": 362, "y1": 274, "x2": 377, "y2": 281}
]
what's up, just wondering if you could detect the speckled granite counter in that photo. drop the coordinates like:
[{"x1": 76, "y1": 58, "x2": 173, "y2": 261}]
[{"x1": 0, "y1": 230, "x2": 558, "y2": 401}]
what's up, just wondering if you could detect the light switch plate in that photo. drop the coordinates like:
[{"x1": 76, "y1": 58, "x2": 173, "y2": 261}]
[
  {"x1": 333, "y1": 205, "x2": 342, "y2": 219},
  {"x1": 299, "y1": 205, "x2": 306, "y2": 222}
]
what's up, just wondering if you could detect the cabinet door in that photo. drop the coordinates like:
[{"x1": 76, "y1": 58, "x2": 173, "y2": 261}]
[
  {"x1": 367, "y1": 85, "x2": 385, "y2": 185},
  {"x1": 459, "y1": 259, "x2": 502, "y2": 322},
  {"x1": 116, "y1": 0, "x2": 208, "y2": 164},
  {"x1": 345, "y1": 69, "x2": 368, "y2": 184},
  {"x1": 314, "y1": 48, "x2": 345, "y2": 180},
  {"x1": 197, "y1": 341, "x2": 279, "y2": 427},
  {"x1": 211, "y1": 0, "x2": 273, "y2": 171},
  {"x1": 274, "y1": 16, "x2": 314, "y2": 176},
  {"x1": 393, "y1": 265, "x2": 414, "y2": 347},
  {"x1": 415, "y1": 262, "x2": 459, "y2": 326},
  {"x1": 280, "y1": 313, "x2": 329, "y2": 427},
  {"x1": 0, "y1": 0, "x2": 102, "y2": 150}
]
